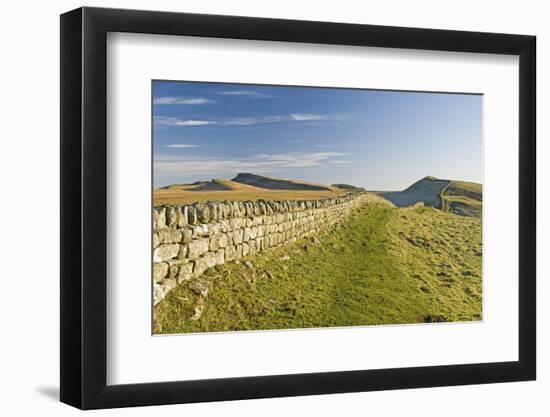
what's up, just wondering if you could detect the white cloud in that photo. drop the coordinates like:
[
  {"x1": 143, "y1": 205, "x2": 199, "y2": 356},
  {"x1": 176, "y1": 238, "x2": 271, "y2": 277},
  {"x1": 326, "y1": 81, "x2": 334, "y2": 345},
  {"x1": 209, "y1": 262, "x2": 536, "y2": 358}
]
[
  {"x1": 174, "y1": 120, "x2": 215, "y2": 126},
  {"x1": 256, "y1": 152, "x2": 347, "y2": 167},
  {"x1": 217, "y1": 90, "x2": 276, "y2": 99},
  {"x1": 289, "y1": 113, "x2": 326, "y2": 121},
  {"x1": 223, "y1": 116, "x2": 285, "y2": 125},
  {"x1": 153, "y1": 96, "x2": 212, "y2": 105},
  {"x1": 154, "y1": 152, "x2": 349, "y2": 176},
  {"x1": 154, "y1": 114, "x2": 330, "y2": 127},
  {"x1": 165, "y1": 144, "x2": 199, "y2": 148},
  {"x1": 218, "y1": 90, "x2": 258, "y2": 95}
]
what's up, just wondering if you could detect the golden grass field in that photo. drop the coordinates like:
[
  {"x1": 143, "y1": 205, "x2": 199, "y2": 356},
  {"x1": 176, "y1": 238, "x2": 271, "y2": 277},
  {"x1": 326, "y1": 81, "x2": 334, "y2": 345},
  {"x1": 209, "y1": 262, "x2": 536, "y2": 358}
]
[{"x1": 154, "y1": 179, "x2": 349, "y2": 206}]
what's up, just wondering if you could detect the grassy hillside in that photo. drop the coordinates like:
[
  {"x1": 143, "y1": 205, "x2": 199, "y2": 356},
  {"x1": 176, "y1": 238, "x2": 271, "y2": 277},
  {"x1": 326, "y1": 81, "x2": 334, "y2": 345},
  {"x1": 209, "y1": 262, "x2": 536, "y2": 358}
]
[
  {"x1": 379, "y1": 176, "x2": 482, "y2": 218},
  {"x1": 153, "y1": 174, "x2": 356, "y2": 206},
  {"x1": 232, "y1": 172, "x2": 332, "y2": 191},
  {"x1": 332, "y1": 183, "x2": 366, "y2": 192},
  {"x1": 154, "y1": 198, "x2": 482, "y2": 334},
  {"x1": 154, "y1": 181, "x2": 347, "y2": 206},
  {"x1": 441, "y1": 180, "x2": 483, "y2": 217}
]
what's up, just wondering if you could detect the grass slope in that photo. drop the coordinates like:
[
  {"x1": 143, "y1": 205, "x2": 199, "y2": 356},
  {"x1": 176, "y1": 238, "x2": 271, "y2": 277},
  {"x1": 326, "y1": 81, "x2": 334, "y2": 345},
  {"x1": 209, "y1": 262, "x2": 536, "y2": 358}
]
[
  {"x1": 154, "y1": 199, "x2": 482, "y2": 334},
  {"x1": 154, "y1": 173, "x2": 367, "y2": 206},
  {"x1": 380, "y1": 177, "x2": 482, "y2": 218},
  {"x1": 232, "y1": 172, "x2": 332, "y2": 191},
  {"x1": 441, "y1": 180, "x2": 483, "y2": 217}
]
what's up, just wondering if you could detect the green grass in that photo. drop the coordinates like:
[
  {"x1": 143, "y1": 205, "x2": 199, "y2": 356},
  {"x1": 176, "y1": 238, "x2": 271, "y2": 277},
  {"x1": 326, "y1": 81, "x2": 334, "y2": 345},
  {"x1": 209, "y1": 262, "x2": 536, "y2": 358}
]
[
  {"x1": 448, "y1": 180, "x2": 482, "y2": 197},
  {"x1": 154, "y1": 201, "x2": 482, "y2": 334},
  {"x1": 441, "y1": 180, "x2": 483, "y2": 217}
]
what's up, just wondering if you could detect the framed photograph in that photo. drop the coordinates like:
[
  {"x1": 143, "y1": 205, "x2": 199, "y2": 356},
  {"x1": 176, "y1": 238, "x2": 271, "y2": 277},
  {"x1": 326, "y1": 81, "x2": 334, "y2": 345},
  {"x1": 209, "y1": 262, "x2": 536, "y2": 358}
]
[{"x1": 60, "y1": 7, "x2": 536, "y2": 409}]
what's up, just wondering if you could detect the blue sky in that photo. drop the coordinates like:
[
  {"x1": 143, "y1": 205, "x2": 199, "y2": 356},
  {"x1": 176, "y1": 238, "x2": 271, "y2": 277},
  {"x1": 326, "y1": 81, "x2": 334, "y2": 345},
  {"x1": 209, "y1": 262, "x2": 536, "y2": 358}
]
[{"x1": 153, "y1": 80, "x2": 482, "y2": 190}]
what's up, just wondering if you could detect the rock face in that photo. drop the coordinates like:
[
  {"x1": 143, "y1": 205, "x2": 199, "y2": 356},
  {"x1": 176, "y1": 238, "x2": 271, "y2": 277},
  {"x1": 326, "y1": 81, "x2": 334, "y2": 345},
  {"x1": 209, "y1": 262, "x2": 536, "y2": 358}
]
[
  {"x1": 380, "y1": 176, "x2": 450, "y2": 209},
  {"x1": 152, "y1": 192, "x2": 371, "y2": 305}
]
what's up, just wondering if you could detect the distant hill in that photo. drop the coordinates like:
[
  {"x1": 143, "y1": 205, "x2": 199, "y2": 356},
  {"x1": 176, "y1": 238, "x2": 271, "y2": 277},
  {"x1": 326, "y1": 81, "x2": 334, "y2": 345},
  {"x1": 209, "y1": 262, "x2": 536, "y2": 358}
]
[
  {"x1": 232, "y1": 173, "x2": 332, "y2": 191},
  {"x1": 190, "y1": 179, "x2": 266, "y2": 192},
  {"x1": 153, "y1": 174, "x2": 356, "y2": 206},
  {"x1": 381, "y1": 177, "x2": 450, "y2": 209},
  {"x1": 380, "y1": 176, "x2": 482, "y2": 217},
  {"x1": 331, "y1": 183, "x2": 366, "y2": 192}
]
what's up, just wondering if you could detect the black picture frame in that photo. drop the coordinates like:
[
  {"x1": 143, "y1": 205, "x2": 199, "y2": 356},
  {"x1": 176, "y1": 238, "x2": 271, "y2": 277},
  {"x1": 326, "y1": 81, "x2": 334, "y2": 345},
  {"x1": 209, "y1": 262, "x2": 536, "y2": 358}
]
[{"x1": 60, "y1": 6, "x2": 536, "y2": 410}]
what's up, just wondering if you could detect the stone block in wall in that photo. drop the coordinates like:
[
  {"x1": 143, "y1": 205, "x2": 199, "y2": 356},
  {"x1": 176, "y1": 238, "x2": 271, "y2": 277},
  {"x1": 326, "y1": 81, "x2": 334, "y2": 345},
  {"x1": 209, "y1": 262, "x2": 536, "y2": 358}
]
[
  {"x1": 153, "y1": 262, "x2": 169, "y2": 282},
  {"x1": 243, "y1": 227, "x2": 252, "y2": 242},
  {"x1": 157, "y1": 229, "x2": 182, "y2": 244},
  {"x1": 215, "y1": 249, "x2": 225, "y2": 265},
  {"x1": 196, "y1": 204, "x2": 210, "y2": 223},
  {"x1": 153, "y1": 232, "x2": 160, "y2": 248},
  {"x1": 167, "y1": 260, "x2": 181, "y2": 278},
  {"x1": 207, "y1": 203, "x2": 218, "y2": 221},
  {"x1": 242, "y1": 242, "x2": 250, "y2": 257},
  {"x1": 153, "y1": 244, "x2": 180, "y2": 262},
  {"x1": 154, "y1": 207, "x2": 166, "y2": 229},
  {"x1": 248, "y1": 240, "x2": 257, "y2": 256},
  {"x1": 187, "y1": 206, "x2": 197, "y2": 224},
  {"x1": 217, "y1": 203, "x2": 227, "y2": 219},
  {"x1": 193, "y1": 256, "x2": 209, "y2": 277},
  {"x1": 177, "y1": 263, "x2": 193, "y2": 283},
  {"x1": 209, "y1": 233, "x2": 228, "y2": 251},
  {"x1": 229, "y1": 217, "x2": 244, "y2": 230},
  {"x1": 153, "y1": 283, "x2": 164, "y2": 305},
  {"x1": 225, "y1": 245, "x2": 237, "y2": 261},
  {"x1": 166, "y1": 206, "x2": 178, "y2": 227},
  {"x1": 232, "y1": 229, "x2": 244, "y2": 244},
  {"x1": 204, "y1": 251, "x2": 219, "y2": 268},
  {"x1": 219, "y1": 219, "x2": 230, "y2": 233},
  {"x1": 191, "y1": 224, "x2": 209, "y2": 238},
  {"x1": 254, "y1": 216, "x2": 264, "y2": 226},
  {"x1": 245, "y1": 202, "x2": 254, "y2": 217},
  {"x1": 159, "y1": 278, "x2": 177, "y2": 295},
  {"x1": 183, "y1": 229, "x2": 193, "y2": 244},
  {"x1": 188, "y1": 238, "x2": 210, "y2": 260},
  {"x1": 178, "y1": 245, "x2": 188, "y2": 259},
  {"x1": 210, "y1": 223, "x2": 222, "y2": 235},
  {"x1": 176, "y1": 206, "x2": 188, "y2": 227}
]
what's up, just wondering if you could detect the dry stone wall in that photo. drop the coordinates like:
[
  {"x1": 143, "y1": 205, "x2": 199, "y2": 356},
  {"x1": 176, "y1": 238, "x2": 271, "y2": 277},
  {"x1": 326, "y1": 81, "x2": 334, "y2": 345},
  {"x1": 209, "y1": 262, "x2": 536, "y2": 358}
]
[{"x1": 153, "y1": 193, "x2": 370, "y2": 305}]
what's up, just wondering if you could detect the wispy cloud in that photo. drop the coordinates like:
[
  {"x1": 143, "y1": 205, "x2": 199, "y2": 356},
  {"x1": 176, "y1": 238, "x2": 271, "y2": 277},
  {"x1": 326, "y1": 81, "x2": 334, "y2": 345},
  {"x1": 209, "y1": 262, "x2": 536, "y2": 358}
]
[
  {"x1": 153, "y1": 96, "x2": 212, "y2": 105},
  {"x1": 289, "y1": 113, "x2": 325, "y2": 121},
  {"x1": 165, "y1": 144, "x2": 199, "y2": 148},
  {"x1": 217, "y1": 90, "x2": 273, "y2": 99},
  {"x1": 174, "y1": 120, "x2": 214, "y2": 126},
  {"x1": 155, "y1": 152, "x2": 351, "y2": 176},
  {"x1": 154, "y1": 113, "x2": 330, "y2": 127},
  {"x1": 154, "y1": 117, "x2": 214, "y2": 127},
  {"x1": 255, "y1": 152, "x2": 348, "y2": 168}
]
